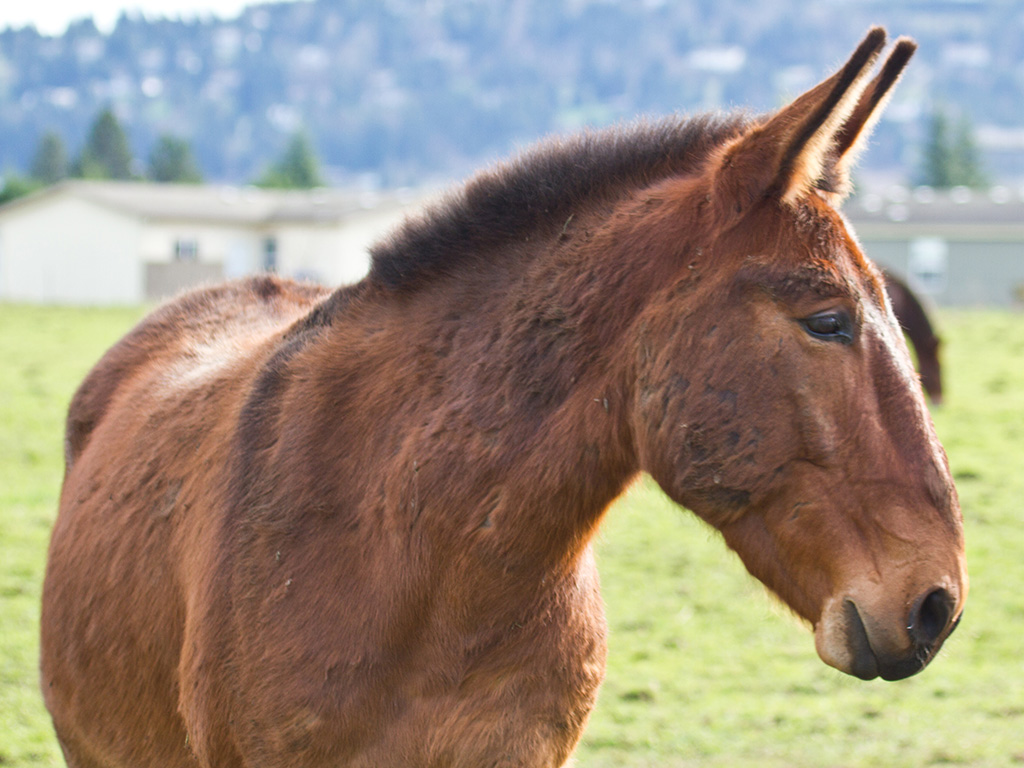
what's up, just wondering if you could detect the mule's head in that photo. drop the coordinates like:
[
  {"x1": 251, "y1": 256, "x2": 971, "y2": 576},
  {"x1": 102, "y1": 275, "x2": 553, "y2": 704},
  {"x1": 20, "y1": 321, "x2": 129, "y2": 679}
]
[{"x1": 631, "y1": 29, "x2": 966, "y2": 680}]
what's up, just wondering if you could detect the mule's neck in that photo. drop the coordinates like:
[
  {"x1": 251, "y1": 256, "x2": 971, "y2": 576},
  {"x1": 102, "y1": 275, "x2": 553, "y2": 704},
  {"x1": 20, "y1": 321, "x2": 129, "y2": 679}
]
[{"x1": 338, "y1": 212, "x2": 669, "y2": 573}]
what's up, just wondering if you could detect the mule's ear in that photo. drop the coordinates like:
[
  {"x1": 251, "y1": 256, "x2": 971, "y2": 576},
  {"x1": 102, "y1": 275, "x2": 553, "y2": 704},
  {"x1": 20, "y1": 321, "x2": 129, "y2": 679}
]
[
  {"x1": 710, "y1": 28, "x2": 887, "y2": 218},
  {"x1": 831, "y1": 37, "x2": 917, "y2": 197}
]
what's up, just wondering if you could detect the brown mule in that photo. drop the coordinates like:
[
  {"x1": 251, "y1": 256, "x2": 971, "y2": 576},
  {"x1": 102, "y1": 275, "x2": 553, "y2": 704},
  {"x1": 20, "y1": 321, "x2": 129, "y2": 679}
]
[{"x1": 41, "y1": 29, "x2": 966, "y2": 768}]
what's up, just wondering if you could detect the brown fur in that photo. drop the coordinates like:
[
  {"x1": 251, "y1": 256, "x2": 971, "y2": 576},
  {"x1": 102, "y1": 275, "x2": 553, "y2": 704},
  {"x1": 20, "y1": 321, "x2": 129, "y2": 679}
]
[{"x1": 41, "y1": 30, "x2": 965, "y2": 767}]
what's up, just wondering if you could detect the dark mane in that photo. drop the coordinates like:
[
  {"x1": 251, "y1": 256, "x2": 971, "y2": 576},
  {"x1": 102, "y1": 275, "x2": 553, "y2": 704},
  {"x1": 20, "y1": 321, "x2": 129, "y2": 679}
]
[{"x1": 368, "y1": 113, "x2": 749, "y2": 291}]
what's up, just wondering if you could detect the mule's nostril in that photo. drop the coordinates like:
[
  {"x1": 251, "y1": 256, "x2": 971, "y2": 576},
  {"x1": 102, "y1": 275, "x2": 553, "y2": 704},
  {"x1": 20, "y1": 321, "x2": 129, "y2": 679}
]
[{"x1": 910, "y1": 588, "x2": 955, "y2": 647}]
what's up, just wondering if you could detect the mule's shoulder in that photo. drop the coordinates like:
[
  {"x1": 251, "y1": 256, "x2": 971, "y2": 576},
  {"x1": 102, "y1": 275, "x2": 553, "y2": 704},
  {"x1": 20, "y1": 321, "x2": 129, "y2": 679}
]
[{"x1": 64, "y1": 276, "x2": 330, "y2": 470}]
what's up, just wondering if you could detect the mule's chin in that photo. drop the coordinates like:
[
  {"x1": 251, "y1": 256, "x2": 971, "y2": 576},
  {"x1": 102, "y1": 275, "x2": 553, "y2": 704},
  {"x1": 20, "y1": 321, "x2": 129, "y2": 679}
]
[
  {"x1": 814, "y1": 597, "x2": 939, "y2": 682},
  {"x1": 818, "y1": 598, "x2": 880, "y2": 680}
]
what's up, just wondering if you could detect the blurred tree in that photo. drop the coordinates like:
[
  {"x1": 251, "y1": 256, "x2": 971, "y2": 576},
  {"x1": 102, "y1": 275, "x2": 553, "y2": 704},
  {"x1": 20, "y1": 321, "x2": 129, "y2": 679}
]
[
  {"x1": 148, "y1": 135, "x2": 203, "y2": 183},
  {"x1": 73, "y1": 108, "x2": 135, "y2": 180},
  {"x1": 920, "y1": 109, "x2": 955, "y2": 188},
  {"x1": 918, "y1": 107, "x2": 988, "y2": 188},
  {"x1": 30, "y1": 132, "x2": 69, "y2": 185},
  {"x1": 0, "y1": 173, "x2": 41, "y2": 204},
  {"x1": 255, "y1": 132, "x2": 325, "y2": 189}
]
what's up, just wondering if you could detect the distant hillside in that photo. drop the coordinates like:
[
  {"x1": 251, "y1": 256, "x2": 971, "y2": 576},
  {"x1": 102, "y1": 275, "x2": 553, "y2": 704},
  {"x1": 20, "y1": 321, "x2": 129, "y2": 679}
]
[{"x1": 1, "y1": 0, "x2": 1022, "y2": 187}]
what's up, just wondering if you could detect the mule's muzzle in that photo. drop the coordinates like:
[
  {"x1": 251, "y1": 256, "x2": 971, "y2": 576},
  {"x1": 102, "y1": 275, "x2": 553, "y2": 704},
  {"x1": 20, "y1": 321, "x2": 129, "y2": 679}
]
[{"x1": 818, "y1": 588, "x2": 961, "y2": 681}]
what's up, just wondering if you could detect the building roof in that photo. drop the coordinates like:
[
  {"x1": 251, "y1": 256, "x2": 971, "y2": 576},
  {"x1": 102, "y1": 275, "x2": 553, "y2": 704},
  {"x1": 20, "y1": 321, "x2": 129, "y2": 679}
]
[
  {"x1": 0, "y1": 180, "x2": 422, "y2": 226},
  {"x1": 844, "y1": 185, "x2": 1024, "y2": 240},
  {"x1": 5, "y1": 180, "x2": 1021, "y2": 242}
]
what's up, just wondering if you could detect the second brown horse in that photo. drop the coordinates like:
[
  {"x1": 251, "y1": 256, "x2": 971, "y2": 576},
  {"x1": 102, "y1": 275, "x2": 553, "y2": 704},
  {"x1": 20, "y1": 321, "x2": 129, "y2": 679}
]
[{"x1": 884, "y1": 269, "x2": 944, "y2": 404}]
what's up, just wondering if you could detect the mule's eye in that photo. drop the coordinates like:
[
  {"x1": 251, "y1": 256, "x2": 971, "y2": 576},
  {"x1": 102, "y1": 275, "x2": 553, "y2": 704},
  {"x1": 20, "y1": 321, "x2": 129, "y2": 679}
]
[{"x1": 799, "y1": 311, "x2": 853, "y2": 344}]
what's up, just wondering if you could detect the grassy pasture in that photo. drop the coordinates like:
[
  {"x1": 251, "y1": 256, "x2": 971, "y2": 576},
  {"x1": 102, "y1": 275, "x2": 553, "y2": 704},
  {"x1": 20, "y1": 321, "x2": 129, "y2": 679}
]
[{"x1": 1, "y1": 303, "x2": 1023, "y2": 766}]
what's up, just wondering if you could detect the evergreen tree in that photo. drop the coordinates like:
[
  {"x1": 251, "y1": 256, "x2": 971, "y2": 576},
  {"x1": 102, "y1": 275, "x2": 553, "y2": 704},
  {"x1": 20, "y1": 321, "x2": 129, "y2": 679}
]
[
  {"x1": 256, "y1": 132, "x2": 325, "y2": 189},
  {"x1": 30, "y1": 132, "x2": 69, "y2": 185},
  {"x1": 73, "y1": 108, "x2": 135, "y2": 180},
  {"x1": 918, "y1": 107, "x2": 988, "y2": 188},
  {"x1": 148, "y1": 135, "x2": 203, "y2": 183},
  {"x1": 950, "y1": 115, "x2": 988, "y2": 189}
]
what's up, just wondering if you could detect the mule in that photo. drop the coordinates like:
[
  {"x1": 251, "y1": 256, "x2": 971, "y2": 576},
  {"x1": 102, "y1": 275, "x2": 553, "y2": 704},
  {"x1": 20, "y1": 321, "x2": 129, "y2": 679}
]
[
  {"x1": 41, "y1": 29, "x2": 966, "y2": 768},
  {"x1": 883, "y1": 269, "x2": 943, "y2": 404}
]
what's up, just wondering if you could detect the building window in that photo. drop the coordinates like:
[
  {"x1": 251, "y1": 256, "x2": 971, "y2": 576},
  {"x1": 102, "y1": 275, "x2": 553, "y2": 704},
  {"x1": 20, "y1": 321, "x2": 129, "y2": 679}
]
[
  {"x1": 263, "y1": 237, "x2": 278, "y2": 273},
  {"x1": 174, "y1": 238, "x2": 199, "y2": 262},
  {"x1": 908, "y1": 237, "x2": 948, "y2": 297}
]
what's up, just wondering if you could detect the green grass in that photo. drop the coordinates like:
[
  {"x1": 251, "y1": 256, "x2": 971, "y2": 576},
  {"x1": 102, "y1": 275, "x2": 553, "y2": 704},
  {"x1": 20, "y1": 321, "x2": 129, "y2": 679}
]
[
  {"x1": 0, "y1": 304, "x2": 146, "y2": 765},
  {"x1": 2, "y1": 305, "x2": 1023, "y2": 766}
]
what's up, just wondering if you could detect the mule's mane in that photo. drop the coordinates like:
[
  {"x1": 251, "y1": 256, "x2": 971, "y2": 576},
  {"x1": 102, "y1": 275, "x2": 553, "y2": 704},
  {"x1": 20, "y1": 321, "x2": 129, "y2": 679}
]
[{"x1": 368, "y1": 114, "x2": 749, "y2": 291}]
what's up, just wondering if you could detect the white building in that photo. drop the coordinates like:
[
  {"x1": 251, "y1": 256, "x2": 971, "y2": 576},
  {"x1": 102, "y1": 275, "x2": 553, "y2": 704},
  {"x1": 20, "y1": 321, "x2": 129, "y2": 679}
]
[
  {"x1": 0, "y1": 180, "x2": 425, "y2": 305},
  {"x1": 845, "y1": 185, "x2": 1024, "y2": 307}
]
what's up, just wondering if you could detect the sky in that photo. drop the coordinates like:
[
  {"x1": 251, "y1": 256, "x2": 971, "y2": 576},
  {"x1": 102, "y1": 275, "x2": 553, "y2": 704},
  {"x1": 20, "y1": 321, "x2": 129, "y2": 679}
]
[{"x1": 0, "y1": 0, "x2": 305, "y2": 36}]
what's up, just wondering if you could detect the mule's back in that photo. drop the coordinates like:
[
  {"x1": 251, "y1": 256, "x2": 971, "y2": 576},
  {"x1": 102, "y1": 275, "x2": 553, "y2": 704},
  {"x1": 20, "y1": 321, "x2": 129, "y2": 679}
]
[{"x1": 64, "y1": 276, "x2": 329, "y2": 468}]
